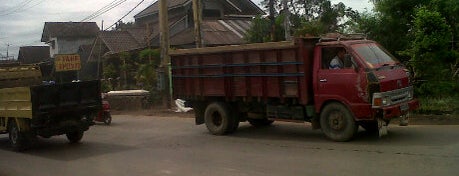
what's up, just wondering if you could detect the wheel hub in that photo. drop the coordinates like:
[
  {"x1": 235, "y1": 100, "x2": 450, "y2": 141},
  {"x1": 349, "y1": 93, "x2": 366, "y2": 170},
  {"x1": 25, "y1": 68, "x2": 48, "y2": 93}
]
[
  {"x1": 211, "y1": 112, "x2": 223, "y2": 126},
  {"x1": 329, "y1": 112, "x2": 345, "y2": 130}
]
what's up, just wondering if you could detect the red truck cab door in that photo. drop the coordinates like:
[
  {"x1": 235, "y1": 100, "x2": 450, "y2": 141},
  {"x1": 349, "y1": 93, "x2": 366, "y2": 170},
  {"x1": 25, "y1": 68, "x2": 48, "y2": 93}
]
[{"x1": 313, "y1": 45, "x2": 365, "y2": 114}]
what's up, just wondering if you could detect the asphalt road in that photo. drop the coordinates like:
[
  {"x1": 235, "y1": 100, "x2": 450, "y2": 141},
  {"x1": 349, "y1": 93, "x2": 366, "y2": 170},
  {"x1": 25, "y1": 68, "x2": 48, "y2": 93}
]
[{"x1": 0, "y1": 114, "x2": 458, "y2": 176}]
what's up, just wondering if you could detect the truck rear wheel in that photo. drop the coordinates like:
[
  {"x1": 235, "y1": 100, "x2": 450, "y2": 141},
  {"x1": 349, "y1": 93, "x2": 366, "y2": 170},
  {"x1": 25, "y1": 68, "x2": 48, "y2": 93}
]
[
  {"x1": 204, "y1": 102, "x2": 237, "y2": 135},
  {"x1": 8, "y1": 120, "x2": 29, "y2": 151},
  {"x1": 66, "y1": 131, "x2": 84, "y2": 144},
  {"x1": 320, "y1": 103, "x2": 358, "y2": 142}
]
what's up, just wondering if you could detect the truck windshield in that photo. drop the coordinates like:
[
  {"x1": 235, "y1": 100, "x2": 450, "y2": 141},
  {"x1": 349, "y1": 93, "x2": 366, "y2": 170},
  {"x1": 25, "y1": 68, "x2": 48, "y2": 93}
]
[{"x1": 352, "y1": 43, "x2": 400, "y2": 69}]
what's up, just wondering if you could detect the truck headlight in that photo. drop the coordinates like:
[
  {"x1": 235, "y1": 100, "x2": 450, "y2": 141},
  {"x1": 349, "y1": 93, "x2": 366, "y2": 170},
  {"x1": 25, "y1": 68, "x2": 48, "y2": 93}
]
[
  {"x1": 373, "y1": 93, "x2": 391, "y2": 107},
  {"x1": 382, "y1": 96, "x2": 391, "y2": 106}
]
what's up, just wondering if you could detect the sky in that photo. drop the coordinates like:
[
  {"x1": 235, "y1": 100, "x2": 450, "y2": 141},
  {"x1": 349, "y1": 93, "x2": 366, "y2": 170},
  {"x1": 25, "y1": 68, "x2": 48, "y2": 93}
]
[{"x1": 0, "y1": 0, "x2": 372, "y2": 59}]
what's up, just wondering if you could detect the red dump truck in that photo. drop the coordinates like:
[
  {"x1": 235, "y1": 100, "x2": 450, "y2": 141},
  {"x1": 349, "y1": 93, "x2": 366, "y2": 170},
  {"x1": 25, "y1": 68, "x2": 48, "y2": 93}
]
[{"x1": 170, "y1": 36, "x2": 419, "y2": 141}]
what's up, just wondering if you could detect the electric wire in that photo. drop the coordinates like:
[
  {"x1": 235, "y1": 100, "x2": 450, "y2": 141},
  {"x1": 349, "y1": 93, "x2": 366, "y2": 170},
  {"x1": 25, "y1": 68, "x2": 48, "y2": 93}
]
[
  {"x1": 80, "y1": 0, "x2": 122, "y2": 21},
  {"x1": 0, "y1": 0, "x2": 38, "y2": 16},
  {"x1": 80, "y1": 0, "x2": 129, "y2": 22},
  {"x1": 104, "y1": 0, "x2": 146, "y2": 30}
]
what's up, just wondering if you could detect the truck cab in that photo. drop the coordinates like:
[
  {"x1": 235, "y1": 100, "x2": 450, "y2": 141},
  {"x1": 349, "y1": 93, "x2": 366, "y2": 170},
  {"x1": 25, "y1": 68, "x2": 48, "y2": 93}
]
[{"x1": 313, "y1": 39, "x2": 418, "y2": 139}]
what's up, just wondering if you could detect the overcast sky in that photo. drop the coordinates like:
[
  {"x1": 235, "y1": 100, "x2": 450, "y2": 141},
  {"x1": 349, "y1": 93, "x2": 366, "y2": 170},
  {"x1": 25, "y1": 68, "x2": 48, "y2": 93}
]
[{"x1": 0, "y1": 0, "x2": 372, "y2": 59}]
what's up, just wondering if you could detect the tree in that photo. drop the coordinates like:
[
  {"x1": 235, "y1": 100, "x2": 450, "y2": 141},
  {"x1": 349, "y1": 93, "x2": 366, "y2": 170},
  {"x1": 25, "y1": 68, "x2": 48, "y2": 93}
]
[
  {"x1": 247, "y1": 0, "x2": 356, "y2": 42},
  {"x1": 136, "y1": 49, "x2": 161, "y2": 91},
  {"x1": 404, "y1": 7, "x2": 457, "y2": 96},
  {"x1": 245, "y1": 15, "x2": 285, "y2": 43},
  {"x1": 350, "y1": 0, "x2": 429, "y2": 62}
]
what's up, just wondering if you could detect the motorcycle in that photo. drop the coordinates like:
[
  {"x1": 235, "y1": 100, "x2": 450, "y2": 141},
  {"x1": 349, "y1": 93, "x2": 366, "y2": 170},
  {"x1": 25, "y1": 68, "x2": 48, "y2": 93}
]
[{"x1": 94, "y1": 100, "x2": 112, "y2": 125}]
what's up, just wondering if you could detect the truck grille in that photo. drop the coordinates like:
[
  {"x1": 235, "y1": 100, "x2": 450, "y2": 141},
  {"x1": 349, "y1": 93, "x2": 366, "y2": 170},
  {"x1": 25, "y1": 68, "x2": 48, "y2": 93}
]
[
  {"x1": 383, "y1": 86, "x2": 413, "y2": 104},
  {"x1": 372, "y1": 86, "x2": 413, "y2": 108}
]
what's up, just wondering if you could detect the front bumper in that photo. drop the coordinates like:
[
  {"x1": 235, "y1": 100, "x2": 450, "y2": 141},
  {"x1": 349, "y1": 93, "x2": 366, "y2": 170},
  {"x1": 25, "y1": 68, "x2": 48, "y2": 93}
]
[{"x1": 373, "y1": 99, "x2": 419, "y2": 120}]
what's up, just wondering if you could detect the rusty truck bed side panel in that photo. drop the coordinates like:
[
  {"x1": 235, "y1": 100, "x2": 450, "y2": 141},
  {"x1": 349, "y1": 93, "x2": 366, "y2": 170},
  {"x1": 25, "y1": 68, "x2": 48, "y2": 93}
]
[{"x1": 171, "y1": 39, "x2": 318, "y2": 105}]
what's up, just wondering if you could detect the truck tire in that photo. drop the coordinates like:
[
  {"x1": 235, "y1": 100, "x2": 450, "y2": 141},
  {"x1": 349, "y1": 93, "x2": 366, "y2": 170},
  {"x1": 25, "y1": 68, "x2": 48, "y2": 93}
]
[
  {"x1": 8, "y1": 120, "x2": 29, "y2": 151},
  {"x1": 320, "y1": 103, "x2": 358, "y2": 142},
  {"x1": 204, "y1": 102, "x2": 237, "y2": 135},
  {"x1": 66, "y1": 131, "x2": 84, "y2": 144},
  {"x1": 248, "y1": 119, "x2": 274, "y2": 127}
]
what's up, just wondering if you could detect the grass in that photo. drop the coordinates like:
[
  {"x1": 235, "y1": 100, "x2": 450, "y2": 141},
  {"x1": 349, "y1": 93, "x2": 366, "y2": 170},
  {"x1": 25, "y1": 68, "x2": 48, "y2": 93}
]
[{"x1": 416, "y1": 96, "x2": 459, "y2": 115}]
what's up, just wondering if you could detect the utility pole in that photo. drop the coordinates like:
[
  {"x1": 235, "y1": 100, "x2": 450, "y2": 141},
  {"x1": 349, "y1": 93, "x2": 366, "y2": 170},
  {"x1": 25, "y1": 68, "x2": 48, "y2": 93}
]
[
  {"x1": 282, "y1": 0, "x2": 291, "y2": 41},
  {"x1": 268, "y1": 0, "x2": 275, "y2": 41},
  {"x1": 6, "y1": 43, "x2": 10, "y2": 58},
  {"x1": 192, "y1": 0, "x2": 203, "y2": 48},
  {"x1": 159, "y1": 0, "x2": 172, "y2": 108}
]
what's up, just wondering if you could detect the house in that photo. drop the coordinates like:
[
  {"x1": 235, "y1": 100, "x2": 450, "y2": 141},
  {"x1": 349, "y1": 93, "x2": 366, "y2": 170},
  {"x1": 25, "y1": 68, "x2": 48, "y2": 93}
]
[
  {"x1": 82, "y1": 28, "x2": 148, "y2": 82},
  {"x1": 17, "y1": 46, "x2": 50, "y2": 64},
  {"x1": 40, "y1": 22, "x2": 100, "y2": 82},
  {"x1": 133, "y1": 0, "x2": 264, "y2": 48},
  {"x1": 41, "y1": 22, "x2": 100, "y2": 57}
]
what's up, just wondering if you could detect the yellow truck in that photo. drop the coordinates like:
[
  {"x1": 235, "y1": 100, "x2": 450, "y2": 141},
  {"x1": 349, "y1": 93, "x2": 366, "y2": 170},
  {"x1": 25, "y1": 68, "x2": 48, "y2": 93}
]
[{"x1": 0, "y1": 64, "x2": 101, "y2": 151}]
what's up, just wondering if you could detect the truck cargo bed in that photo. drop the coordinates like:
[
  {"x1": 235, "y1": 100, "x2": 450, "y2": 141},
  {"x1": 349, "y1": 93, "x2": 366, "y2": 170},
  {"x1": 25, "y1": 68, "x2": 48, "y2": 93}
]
[{"x1": 171, "y1": 39, "x2": 317, "y2": 104}]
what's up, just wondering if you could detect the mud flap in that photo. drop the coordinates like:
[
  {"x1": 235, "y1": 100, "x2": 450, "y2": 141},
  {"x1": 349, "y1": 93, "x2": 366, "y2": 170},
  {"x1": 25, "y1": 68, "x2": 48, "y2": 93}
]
[{"x1": 378, "y1": 118, "x2": 388, "y2": 137}]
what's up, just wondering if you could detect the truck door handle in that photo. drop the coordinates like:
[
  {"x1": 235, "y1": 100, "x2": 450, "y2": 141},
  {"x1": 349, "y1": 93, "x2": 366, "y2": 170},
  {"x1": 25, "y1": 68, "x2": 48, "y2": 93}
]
[{"x1": 319, "y1": 79, "x2": 327, "y2": 82}]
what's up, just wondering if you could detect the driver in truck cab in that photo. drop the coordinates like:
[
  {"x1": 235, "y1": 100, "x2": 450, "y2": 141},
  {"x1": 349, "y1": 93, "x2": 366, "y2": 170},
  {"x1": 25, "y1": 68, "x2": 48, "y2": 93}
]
[{"x1": 329, "y1": 48, "x2": 346, "y2": 69}]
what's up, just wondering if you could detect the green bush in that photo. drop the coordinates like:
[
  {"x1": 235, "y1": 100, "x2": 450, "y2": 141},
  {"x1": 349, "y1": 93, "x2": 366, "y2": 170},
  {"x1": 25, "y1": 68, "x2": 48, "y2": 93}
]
[{"x1": 417, "y1": 96, "x2": 459, "y2": 114}]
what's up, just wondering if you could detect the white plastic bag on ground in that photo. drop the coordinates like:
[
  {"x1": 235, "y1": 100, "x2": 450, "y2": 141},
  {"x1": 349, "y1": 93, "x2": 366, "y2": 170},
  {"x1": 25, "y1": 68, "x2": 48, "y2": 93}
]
[{"x1": 175, "y1": 99, "x2": 193, "y2": 112}]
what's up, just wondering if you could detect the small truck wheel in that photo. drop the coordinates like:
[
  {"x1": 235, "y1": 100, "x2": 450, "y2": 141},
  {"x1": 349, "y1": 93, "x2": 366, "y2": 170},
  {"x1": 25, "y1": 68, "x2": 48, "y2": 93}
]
[
  {"x1": 66, "y1": 131, "x2": 84, "y2": 144},
  {"x1": 8, "y1": 120, "x2": 29, "y2": 151},
  {"x1": 104, "y1": 112, "x2": 112, "y2": 125},
  {"x1": 320, "y1": 103, "x2": 358, "y2": 142}
]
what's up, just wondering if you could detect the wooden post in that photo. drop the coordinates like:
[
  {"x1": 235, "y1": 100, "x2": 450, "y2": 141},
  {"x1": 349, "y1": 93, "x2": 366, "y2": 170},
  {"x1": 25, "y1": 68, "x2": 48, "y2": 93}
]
[
  {"x1": 159, "y1": 0, "x2": 172, "y2": 108},
  {"x1": 192, "y1": 0, "x2": 203, "y2": 48}
]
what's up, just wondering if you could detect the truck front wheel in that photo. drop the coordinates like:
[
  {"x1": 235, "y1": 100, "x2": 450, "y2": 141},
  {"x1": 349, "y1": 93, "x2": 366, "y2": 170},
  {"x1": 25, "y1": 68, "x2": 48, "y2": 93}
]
[
  {"x1": 320, "y1": 103, "x2": 358, "y2": 142},
  {"x1": 204, "y1": 102, "x2": 237, "y2": 135},
  {"x1": 66, "y1": 131, "x2": 84, "y2": 144},
  {"x1": 8, "y1": 120, "x2": 29, "y2": 151}
]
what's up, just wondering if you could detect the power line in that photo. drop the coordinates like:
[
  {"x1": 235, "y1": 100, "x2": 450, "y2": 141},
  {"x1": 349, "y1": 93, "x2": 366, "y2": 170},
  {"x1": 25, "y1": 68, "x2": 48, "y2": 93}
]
[
  {"x1": 81, "y1": 0, "x2": 121, "y2": 21},
  {"x1": 0, "y1": 0, "x2": 45, "y2": 16},
  {"x1": 80, "y1": 0, "x2": 129, "y2": 22},
  {"x1": 105, "y1": 0, "x2": 147, "y2": 30}
]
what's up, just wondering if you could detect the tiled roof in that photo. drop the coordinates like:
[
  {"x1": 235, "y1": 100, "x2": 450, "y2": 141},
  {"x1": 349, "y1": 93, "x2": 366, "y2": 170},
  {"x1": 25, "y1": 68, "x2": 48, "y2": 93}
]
[
  {"x1": 126, "y1": 27, "x2": 149, "y2": 46},
  {"x1": 41, "y1": 22, "x2": 100, "y2": 42},
  {"x1": 17, "y1": 46, "x2": 50, "y2": 64},
  {"x1": 99, "y1": 30, "x2": 144, "y2": 54}
]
